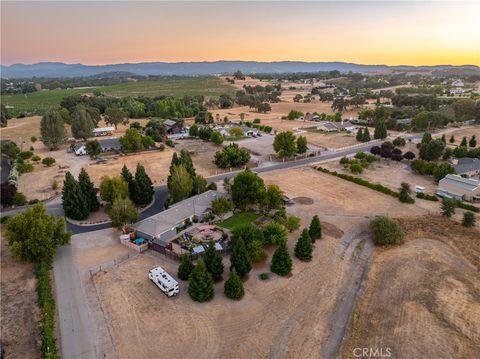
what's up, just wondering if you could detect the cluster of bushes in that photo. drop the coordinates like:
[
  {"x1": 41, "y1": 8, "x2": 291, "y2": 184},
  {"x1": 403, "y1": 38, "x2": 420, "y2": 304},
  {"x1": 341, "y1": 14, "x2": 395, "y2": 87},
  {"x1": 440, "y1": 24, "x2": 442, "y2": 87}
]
[
  {"x1": 251, "y1": 124, "x2": 272, "y2": 134},
  {"x1": 317, "y1": 166, "x2": 400, "y2": 199},
  {"x1": 214, "y1": 144, "x2": 250, "y2": 169},
  {"x1": 339, "y1": 152, "x2": 378, "y2": 173},
  {"x1": 370, "y1": 142, "x2": 415, "y2": 161},
  {"x1": 189, "y1": 124, "x2": 224, "y2": 145},
  {"x1": 410, "y1": 159, "x2": 455, "y2": 181},
  {"x1": 355, "y1": 128, "x2": 371, "y2": 142},
  {"x1": 370, "y1": 216, "x2": 404, "y2": 246},
  {"x1": 120, "y1": 128, "x2": 156, "y2": 152}
]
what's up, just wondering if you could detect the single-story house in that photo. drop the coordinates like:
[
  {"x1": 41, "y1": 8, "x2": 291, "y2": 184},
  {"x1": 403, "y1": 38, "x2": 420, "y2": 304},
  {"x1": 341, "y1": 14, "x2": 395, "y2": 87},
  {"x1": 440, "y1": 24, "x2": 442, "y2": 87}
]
[
  {"x1": 301, "y1": 113, "x2": 320, "y2": 122},
  {"x1": 132, "y1": 190, "x2": 223, "y2": 243},
  {"x1": 164, "y1": 119, "x2": 183, "y2": 134},
  {"x1": 437, "y1": 174, "x2": 480, "y2": 202},
  {"x1": 93, "y1": 127, "x2": 115, "y2": 136},
  {"x1": 451, "y1": 80, "x2": 464, "y2": 87},
  {"x1": 99, "y1": 137, "x2": 121, "y2": 152},
  {"x1": 453, "y1": 158, "x2": 480, "y2": 178}
]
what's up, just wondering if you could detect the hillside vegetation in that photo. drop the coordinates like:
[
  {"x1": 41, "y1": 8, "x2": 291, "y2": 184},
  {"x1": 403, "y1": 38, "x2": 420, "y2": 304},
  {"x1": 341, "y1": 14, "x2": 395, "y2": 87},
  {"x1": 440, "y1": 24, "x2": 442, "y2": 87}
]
[{"x1": 1, "y1": 77, "x2": 235, "y2": 116}]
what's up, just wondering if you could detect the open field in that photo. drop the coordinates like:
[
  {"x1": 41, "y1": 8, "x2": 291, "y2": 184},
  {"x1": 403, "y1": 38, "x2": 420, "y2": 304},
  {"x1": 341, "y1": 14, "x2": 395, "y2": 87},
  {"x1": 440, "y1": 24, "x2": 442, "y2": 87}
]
[
  {"x1": 341, "y1": 215, "x2": 480, "y2": 359},
  {"x1": 0, "y1": 230, "x2": 41, "y2": 359},
  {"x1": 1, "y1": 77, "x2": 235, "y2": 115},
  {"x1": 173, "y1": 138, "x2": 222, "y2": 177},
  {"x1": 441, "y1": 126, "x2": 480, "y2": 145},
  {"x1": 320, "y1": 155, "x2": 439, "y2": 198}
]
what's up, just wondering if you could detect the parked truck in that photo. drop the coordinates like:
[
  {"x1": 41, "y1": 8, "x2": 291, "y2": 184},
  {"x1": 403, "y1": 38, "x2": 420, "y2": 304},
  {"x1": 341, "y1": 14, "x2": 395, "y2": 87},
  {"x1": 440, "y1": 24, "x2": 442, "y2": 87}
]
[{"x1": 148, "y1": 266, "x2": 179, "y2": 297}]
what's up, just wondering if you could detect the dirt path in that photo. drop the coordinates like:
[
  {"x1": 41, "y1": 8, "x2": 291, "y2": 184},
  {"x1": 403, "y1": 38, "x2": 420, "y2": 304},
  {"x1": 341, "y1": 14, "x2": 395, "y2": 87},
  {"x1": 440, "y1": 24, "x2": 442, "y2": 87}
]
[{"x1": 321, "y1": 222, "x2": 374, "y2": 358}]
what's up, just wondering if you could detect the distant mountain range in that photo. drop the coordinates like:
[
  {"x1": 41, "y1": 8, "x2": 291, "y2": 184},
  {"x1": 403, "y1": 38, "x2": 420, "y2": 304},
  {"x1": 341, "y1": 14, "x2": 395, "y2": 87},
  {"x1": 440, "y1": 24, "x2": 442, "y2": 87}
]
[{"x1": 1, "y1": 61, "x2": 478, "y2": 78}]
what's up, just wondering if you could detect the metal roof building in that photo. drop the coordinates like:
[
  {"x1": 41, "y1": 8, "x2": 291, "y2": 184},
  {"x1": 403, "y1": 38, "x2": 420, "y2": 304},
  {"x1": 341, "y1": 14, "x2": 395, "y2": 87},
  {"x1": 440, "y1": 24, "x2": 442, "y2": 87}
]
[{"x1": 437, "y1": 174, "x2": 480, "y2": 202}]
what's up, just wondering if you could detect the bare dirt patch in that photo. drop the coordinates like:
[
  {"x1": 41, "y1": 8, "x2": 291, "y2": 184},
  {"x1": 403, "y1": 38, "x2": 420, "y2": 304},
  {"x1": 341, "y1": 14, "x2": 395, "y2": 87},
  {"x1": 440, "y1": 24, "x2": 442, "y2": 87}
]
[
  {"x1": 322, "y1": 222, "x2": 344, "y2": 239},
  {"x1": 0, "y1": 230, "x2": 41, "y2": 359},
  {"x1": 174, "y1": 138, "x2": 222, "y2": 177},
  {"x1": 292, "y1": 196, "x2": 314, "y2": 205},
  {"x1": 341, "y1": 233, "x2": 480, "y2": 359}
]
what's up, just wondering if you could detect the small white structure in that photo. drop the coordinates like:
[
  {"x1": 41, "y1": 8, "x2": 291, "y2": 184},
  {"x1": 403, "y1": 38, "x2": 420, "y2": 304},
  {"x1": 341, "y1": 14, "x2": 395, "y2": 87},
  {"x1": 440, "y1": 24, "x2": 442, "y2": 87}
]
[
  {"x1": 414, "y1": 186, "x2": 425, "y2": 194},
  {"x1": 148, "y1": 266, "x2": 179, "y2": 297},
  {"x1": 451, "y1": 80, "x2": 464, "y2": 87},
  {"x1": 93, "y1": 127, "x2": 115, "y2": 136},
  {"x1": 73, "y1": 144, "x2": 87, "y2": 156}
]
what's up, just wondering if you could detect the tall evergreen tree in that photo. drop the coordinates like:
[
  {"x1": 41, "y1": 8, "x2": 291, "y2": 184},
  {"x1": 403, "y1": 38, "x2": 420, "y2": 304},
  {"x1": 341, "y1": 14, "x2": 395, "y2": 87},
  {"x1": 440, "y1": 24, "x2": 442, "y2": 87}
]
[
  {"x1": 204, "y1": 241, "x2": 225, "y2": 280},
  {"x1": 230, "y1": 237, "x2": 251, "y2": 278},
  {"x1": 356, "y1": 128, "x2": 363, "y2": 142},
  {"x1": 362, "y1": 127, "x2": 371, "y2": 141},
  {"x1": 188, "y1": 259, "x2": 214, "y2": 302},
  {"x1": 121, "y1": 164, "x2": 138, "y2": 202},
  {"x1": 469, "y1": 135, "x2": 477, "y2": 148},
  {"x1": 179, "y1": 149, "x2": 196, "y2": 178},
  {"x1": 295, "y1": 229, "x2": 313, "y2": 261},
  {"x1": 271, "y1": 239, "x2": 292, "y2": 276},
  {"x1": 308, "y1": 215, "x2": 322, "y2": 242},
  {"x1": 78, "y1": 168, "x2": 99, "y2": 212},
  {"x1": 178, "y1": 254, "x2": 194, "y2": 281},
  {"x1": 460, "y1": 136, "x2": 468, "y2": 147},
  {"x1": 62, "y1": 172, "x2": 89, "y2": 220},
  {"x1": 449, "y1": 135, "x2": 455, "y2": 143},
  {"x1": 374, "y1": 119, "x2": 387, "y2": 139},
  {"x1": 224, "y1": 269, "x2": 245, "y2": 300},
  {"x1": 40, "y1": 110, "x2": 66, "y2": 150},
  {"x1": 440, "y1": 134, "x2": 446, "y2": 144},
  {"x1": 134, "y1": 164, "x2": 154, "y2": 207}
]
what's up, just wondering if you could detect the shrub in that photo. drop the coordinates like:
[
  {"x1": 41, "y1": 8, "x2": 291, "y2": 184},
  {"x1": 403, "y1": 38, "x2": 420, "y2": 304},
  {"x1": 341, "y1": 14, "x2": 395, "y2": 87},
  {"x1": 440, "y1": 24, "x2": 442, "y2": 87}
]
[
  {"x1": 158, "y1": 144, "x2": 165, "y2": 151},
  {"x1": 30, "y1": 136, "x2": 37, "y2": 143},
  {"x1": 12, "y1": 191, "x2": 27, "y2": 206},
  {"x1": 370, "y1": 216, "x2": 404, "y2": 246},
  {"x1": 416, "y1": 192, "x2": 439, "y2": 201},
  {"x1": 455, "y1": 201, "x2": 479, "y2": 213},
  {"x1": 214, "y1": 143, "x2": 250, "y2": 168},
  {"x1": 270, "y1": 240, "x2": 293, "y2": 276},
  {"x1": 42, "y1": 157, "x2": 56, "y2": 167},
  {"x1": 370, "y1": 146, "x2": 381, "y2": 155},
  {"x1": 403, "y1": 151, "x2": 416, "y2": 160},
  {"x1": 259, "y1": 273, "x2": 269, "y2": 281},
  {"x1": 18, "y1": 150, "x2": 34, "y2": 160},
  {"x1": 285, "y1": 215, "x2": 301, "y2": 232},
  {"x1": 392, "y1": 137, "x2": 406, "y2": 147},
  {"x1": 32, "y1": 155, "x2": 41, "y2": 162},
  {"x1": 17, "y1": 162, "x2": 34, "y2": 173},
  {"x1": 441, "y1": 198, "x2": 456, "y2": 217},
  {"x1": 462, "y1": 212, "x2": 476, "y2": 227},
  {"x1": 166, "y1": 139, "x2": 175, "y2": 147},
  {"x1": 0, "y1": 216, "x2": 10, "y2": 224}
]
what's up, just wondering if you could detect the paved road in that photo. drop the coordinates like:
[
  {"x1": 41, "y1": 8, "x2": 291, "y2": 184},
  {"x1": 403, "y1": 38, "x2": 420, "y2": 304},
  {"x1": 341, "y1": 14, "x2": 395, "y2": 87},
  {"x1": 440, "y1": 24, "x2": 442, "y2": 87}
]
[{"x1": 54, "y1": 244, "x2": 98, "y2": 359}]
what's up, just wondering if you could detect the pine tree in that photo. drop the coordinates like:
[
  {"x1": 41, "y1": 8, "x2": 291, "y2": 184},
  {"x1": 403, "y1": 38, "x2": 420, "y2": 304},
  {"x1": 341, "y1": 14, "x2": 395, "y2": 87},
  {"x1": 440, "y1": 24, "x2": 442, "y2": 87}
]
[
  {"x1": 374, "y1": 120, "x2": 387, "y2": 139},
  {"x1": 295, "y1": 229, "x2": 313, "y2": 261},
  {"x1": 230, "y1": 237, "x2": 251, "y2": 278},
  {"x1": 204, "y1": 241, "x2": 224, "y2": 281},
  {"x1": 179, "y1": 149, "x2": 196, "y2": 178},
  {"x1": 460, "y1": 136, "x2": 468, "y2": 147},
  {"x1": 121, "y1": 164, "x2": 137, "y2": 200},
  {"x1": 356, "y1": 128, "x2": 363, "y2": 142},
  {"x1": 441, "y1": 198, "x2": 456, "y2": 218},
  {"x1": 362, "y1": 127, "x2": 370, "y2": 142},
  {"x1": 134, "y1": 164, "x2": 154, "y2": 207},
  {"x1": 469, "y1": 135, "x2": 477, "y2": 148},
  {"x1": 449, "y1": 135, "x2": 455, "y2": 143},
  {"x1": 178, "y1": 254, "x2": 195, "y2": 281},
  {"x1": 167, "y1": 152, "x2": 181, "y2": 188},
  {"x1": 308, "y1": 215, "x2": 322, "y2": 242},
  {"x1": 440, "y1": 134, "x2": 446, "y2": 144},
  {"x1": 78, "y1": 168, "x2": 99, "y2": 212},
  {"x1": 224, "y1": 269, "x2": 245, "y2": 300},
  {"x1": 62, "y1": 172, "x2": 89, "y2": 220},
  {"x1": 188, "y1": 259, "x2": 214, "y2": 302},
  {"x1": 271, "y1": 239, "x2": 292, "y2": 276}
]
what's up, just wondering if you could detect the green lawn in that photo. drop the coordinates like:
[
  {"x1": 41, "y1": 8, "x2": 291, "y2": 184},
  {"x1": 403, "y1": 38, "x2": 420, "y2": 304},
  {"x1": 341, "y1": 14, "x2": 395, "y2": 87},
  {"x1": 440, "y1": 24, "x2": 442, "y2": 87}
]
[
  {"x1": 1, "y1": 77, "x2": 235, "y2": 116},
  {"x1": 218, "y1": 211, "x2": 260, "y2": 231}
]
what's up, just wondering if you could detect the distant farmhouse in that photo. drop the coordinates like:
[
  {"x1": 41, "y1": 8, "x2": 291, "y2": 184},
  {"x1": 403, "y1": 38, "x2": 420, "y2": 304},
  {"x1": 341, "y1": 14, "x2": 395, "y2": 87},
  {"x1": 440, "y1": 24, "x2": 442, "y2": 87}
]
[
  {"x1": 437, "y1": 174, "x2": 480, "y2": 202},
  {"x1": 316, "y1": 121, "x2": 357, "y2": 133},
  {"x1": 73, "y1": 137, "x2": 121, "y2": 156},
  {"x1": 93, "y1": 127, "x2": 115, "y2": 137},
  {"x1": 164, "y1": 119, "x2": 183, "y2": 134}
]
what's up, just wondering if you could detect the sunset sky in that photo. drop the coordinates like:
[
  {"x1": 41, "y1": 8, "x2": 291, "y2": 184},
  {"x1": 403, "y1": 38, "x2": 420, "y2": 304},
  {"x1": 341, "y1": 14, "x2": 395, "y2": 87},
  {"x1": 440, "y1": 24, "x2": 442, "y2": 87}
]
[{"x1": 1, "y1": 1, "x2": 479, "y2": 66}]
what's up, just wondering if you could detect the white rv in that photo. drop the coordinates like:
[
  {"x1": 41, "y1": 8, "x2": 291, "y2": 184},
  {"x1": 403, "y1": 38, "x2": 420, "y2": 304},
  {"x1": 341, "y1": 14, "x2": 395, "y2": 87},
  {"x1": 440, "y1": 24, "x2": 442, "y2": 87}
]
[{"x1": 148, "y1": 266, "x2": 179, "y2": 297}]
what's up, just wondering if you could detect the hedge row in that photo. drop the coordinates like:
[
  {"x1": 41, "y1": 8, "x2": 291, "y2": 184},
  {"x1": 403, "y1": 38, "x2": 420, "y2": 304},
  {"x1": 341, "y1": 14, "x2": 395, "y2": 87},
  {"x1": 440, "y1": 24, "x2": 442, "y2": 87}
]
[
  {"x1": 35, "y1": 262, "x2": 60, "y2": 359},
  {"x1": 416, "y1": 192, "x2": 439, "y2": 201},
  {"x1": 251, "y1": 124, "x2": 273, "y2": 133},
  {"x1": 316, "y1": 167, "x2": 400, "y2": 199},
  {"x1": 456, "y1": 201, "x2": 480, "y2": 213}
]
